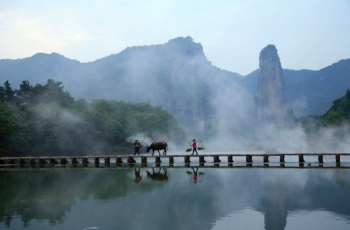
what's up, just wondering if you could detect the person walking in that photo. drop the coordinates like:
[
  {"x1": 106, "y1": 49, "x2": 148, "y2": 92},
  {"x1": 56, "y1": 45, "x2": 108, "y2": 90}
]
[
  {"x1": 191, "y1": 139, "x2": 198, "y2": 155},
  {"x1": 132, "y1": 139, "x2": 142, "y2": 155}
]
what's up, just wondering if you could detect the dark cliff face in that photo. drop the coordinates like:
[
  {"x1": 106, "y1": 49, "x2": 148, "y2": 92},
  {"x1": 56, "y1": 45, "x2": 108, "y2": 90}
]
[{"x1": 257, "y1": 45, "x2": 286, "y2": 125}]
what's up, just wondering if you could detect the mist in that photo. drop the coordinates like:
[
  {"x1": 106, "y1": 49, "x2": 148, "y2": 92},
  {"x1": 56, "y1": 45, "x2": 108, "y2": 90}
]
[{"x1": 1, "y1": 37, "x2": 350, "y2": 155}]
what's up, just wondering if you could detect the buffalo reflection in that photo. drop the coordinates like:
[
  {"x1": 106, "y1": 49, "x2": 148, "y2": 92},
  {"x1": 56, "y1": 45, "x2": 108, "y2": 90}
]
[{"x1": 146, "y1": 168, "x2": 168, "y2": 182}]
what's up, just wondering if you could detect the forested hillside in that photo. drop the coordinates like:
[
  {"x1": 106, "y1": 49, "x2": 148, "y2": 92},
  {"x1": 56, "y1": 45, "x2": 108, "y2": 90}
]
[
  {"x1": 321, "y1": 89, "x2": 350, "y2": 125},
  {"x1": 0, "y1": 80, "x2": 185, "y2": 156}
]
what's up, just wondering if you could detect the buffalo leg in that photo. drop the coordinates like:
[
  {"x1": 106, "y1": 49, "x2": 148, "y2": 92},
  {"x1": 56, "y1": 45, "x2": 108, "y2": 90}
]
[{"x1": 158, "y1": 150, "x2": 161, "y2": 155}]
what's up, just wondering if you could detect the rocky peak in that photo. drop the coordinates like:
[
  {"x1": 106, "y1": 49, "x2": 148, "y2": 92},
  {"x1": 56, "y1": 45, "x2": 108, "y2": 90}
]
[
  {"x1": 258, "y1": 44, "x2": 286, "y2": 125},
  {"x1": 166, "y1": 36, "x2": 205, "y2": 57}
]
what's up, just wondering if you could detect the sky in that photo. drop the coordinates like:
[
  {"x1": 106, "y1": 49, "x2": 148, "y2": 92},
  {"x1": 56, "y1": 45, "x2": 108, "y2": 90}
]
[{"x1": 0, "y1": 0, "x2": 349, "y2": 75}]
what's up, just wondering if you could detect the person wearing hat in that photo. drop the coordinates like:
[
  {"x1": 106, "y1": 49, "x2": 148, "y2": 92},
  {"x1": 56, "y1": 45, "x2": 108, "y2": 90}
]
[
  {"x1": 132, "y1": 139, "x2": 142, "y2": 155},
  {"x1": 191, "y1": 139, "x2": 198, "y2": 155}
]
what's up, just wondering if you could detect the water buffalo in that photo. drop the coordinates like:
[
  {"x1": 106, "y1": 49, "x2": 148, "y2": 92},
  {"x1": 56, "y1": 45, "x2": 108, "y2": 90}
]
[{"x1": 146, "y1": 141, "x2": 168, "y2": 155}]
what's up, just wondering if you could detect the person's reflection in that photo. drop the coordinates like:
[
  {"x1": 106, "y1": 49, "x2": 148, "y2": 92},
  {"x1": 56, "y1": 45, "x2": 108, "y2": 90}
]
[
  {"x1": 146, "y1": 168, "x2": 168, "y2": 182},
  {"x1": 187, "y1": 168, "x2": 205, "y2": 184},
  {"x1": 134, "y1": 169, "x2": 142, "y2": 184}
]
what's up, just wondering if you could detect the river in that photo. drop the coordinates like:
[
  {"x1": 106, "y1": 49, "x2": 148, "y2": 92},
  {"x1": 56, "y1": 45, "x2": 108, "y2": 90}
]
[{"x1": 1, "y1": 152, "x2": 350, "y2": 230}]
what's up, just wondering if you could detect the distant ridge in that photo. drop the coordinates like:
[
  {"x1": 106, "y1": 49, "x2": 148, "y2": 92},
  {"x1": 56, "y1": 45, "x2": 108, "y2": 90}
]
[{"x1": 0, "y1": 36, "x2": 349, "y2": 124}]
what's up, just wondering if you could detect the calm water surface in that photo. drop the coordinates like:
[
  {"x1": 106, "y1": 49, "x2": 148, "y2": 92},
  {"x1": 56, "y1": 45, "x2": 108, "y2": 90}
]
[{"x1": 1, "y1": 154, "x2": 350, "y2": 230}]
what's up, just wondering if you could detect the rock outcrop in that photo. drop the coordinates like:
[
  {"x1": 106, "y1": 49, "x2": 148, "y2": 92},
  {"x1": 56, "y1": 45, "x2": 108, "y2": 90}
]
[{"x1": 257, "y1": 45, "x2": 285, "y2": 125}]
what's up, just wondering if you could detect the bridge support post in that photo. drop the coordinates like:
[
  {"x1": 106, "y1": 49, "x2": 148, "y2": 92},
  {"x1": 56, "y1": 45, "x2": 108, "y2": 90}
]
[
  {"x1": 228, "y1": 156, "x2": 233, "y2": 163},
  {"x1": 318, "y1": 155, "x2": 323, "y2": 164},
  {"x1": 200, "y1": 156, "x2": 206, "y2": 163},
  {"x1": 72, "y1": 158, "x2": 78, "y2": 164},
  {"x1": 39, "y1": 159, "x2": 48, "y2": 165},
  {"x1": 280, "y1": 155, "x2": 285, "y2": 163},
  {"x1": 82, "y1": 158, "x2": 89, "y2": 165},
  {"x1": 104, "y1": 157, "x2": 110, "y2": 164},
  {"x1": 60, "y1": 159, "x2": 68, "y2": 165},
  {"x1": 0, "y1": 160, "x2": 5, "y2": 164},
  {"x1": 214, "y1": 156, "x2": 221, "y2": 163},
  {"x1": 117, "y1": 157, "x2": 123, "y2": 164},
  {"x1": 94, "y1": 158, "x2": 100, "y2": 164},
  {"x1": 263, "y1": 155, "x2": 269, "y2": 163},
  {"x1": 155, "y1": 157, "x2": 162, "y2": 164},
  {"x1": 19, "y1": 159, "x2": 26, "y2": 165},
  {"x1": 127, "y1": 156, "x2": 136, "y2": 164},
  {"x1": 299, "y1": 154, "x2": 305, "y2": 163},
  {"x1": 184, "y1": 156, "x2": 190, "y2": 163},
  {"x1": 141, "y1": 156, "x2": 148, "y2": 164},
  {"x1": 169, "y1": 157, "x2": 174, "y2": 164},
  {"x1": 30, "y1": 158, "x2": 36, "y2": 165},
  {"x1": 336, "y1": 154, "x2": 340, "y2": 164},
  {"x1": 246, "y1": 155, "x2": 252, "y2": 163},
  {"x1": 9, "y1": 159, "x2": 15, "y2": 164},
  {"x1": 50, "y1": 159, "x2": 59, "y2": 164}
]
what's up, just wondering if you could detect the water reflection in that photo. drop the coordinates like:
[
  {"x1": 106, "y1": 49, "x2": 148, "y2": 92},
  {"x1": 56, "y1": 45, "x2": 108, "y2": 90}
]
[
  {"x1": 134, "y1": 169, "x2": 142, "y2": 184},
  {"x1": 146, "y1": 168, "x2": 168, "y2": 182},
  {"x1": 186, "y1": 168, "x2": 205, "y2": 184},
  {"x1": 261, "y1": 177, "x2": 288, "y2": 230},
  {"x1": 0, "y1": 167, "x2": 350, "y2": 230}
]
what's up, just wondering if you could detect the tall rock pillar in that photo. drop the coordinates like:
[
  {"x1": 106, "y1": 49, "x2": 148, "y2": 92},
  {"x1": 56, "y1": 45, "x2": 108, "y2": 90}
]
[{"x1": 258, "y1": 45, "x2": 285, "y2": 125}]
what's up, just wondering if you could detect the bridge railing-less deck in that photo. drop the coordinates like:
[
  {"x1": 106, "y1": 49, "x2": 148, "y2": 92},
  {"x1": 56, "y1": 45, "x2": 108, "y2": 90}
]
[{"x1": 1, "y1": 153, "x2": 350, "y2": 166}]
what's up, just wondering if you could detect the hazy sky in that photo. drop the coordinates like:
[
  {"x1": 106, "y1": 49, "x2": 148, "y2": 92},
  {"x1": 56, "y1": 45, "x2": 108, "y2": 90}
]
[{"x1": 0, "y1": 0, "x2": 349, "y2": 75}]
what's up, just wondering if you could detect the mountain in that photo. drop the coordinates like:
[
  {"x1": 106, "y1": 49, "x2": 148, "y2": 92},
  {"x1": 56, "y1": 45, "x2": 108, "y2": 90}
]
[
  {"x1": 257, "y1": 44, "x2": 285, "y2": 124},
  {"x1": 237, "y1": 59, "x2": 350, "y2": 117},
  {"x1": 0, "y1": 37, "x2": 242, "y2": 131},
  {"x1": 1, "y1": 36, "x2": 349, "y2": 128}
]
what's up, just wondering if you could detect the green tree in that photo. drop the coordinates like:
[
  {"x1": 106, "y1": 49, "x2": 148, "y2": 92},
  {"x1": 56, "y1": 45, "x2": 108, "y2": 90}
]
[
  {"x1": 15, "y1": 80, "x2": 33, "y2": 106},
  {"x1": 322, "y1": 89, "x2": 350, "y2": 125},
  {"x1": 0, "y1": 103, "x2": 30, "y2": 155},
  {"x1": 3, "y1": 80, "x2": 15, "y2": 103},
  {"x1": 0, "y1": 85, "x2": 4, "y2": 102}
]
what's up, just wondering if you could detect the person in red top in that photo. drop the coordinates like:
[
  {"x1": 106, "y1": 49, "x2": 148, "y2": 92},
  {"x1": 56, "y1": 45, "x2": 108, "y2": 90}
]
[{"x1": 191, "y1": 139, "x2": 198, "y2": 155}]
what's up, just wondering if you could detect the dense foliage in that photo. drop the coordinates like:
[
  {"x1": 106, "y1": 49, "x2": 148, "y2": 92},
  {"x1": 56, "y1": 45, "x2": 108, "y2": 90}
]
[
  {"x1": 322, "y1": 89, "x2": 350, "y2": 125},
  {"x1": 0, "y1": 80, "x2": 185, "y2": 156}
]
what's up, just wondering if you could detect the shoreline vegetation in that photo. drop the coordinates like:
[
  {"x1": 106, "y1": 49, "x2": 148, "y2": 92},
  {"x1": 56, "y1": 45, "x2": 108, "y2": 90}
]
[{"x1": 0, "y1": 79, "x2": 185, "y2": 156}]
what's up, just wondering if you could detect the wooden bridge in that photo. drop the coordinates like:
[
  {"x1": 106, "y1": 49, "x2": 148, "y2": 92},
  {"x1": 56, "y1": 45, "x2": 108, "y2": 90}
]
[{"x1": 0, "y1": 153, "x2": 350, "y2": 166}]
